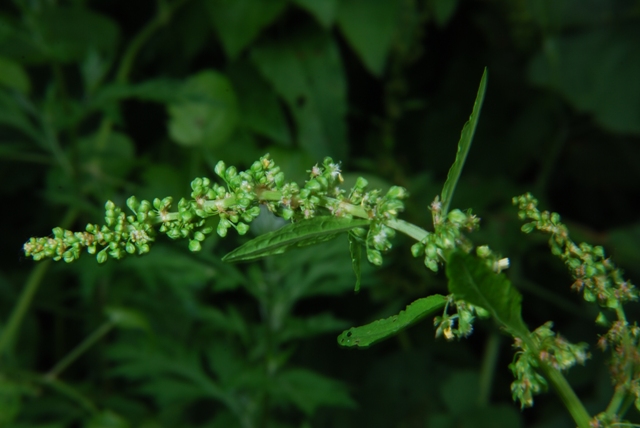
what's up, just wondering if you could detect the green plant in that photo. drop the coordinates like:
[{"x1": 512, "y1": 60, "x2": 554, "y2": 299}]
[{"x1": 15, "y1": 68, "x2": 640, "y2": 428}]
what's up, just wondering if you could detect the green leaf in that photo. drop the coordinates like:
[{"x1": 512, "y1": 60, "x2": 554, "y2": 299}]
[
  {"x1": 529, "y1": 27, "x2": 640, "y2": 135},
  {"x1": 292, "y1": 0, "x2": 337, "y2": 27},
  {"x1": 273, "y1": 368, "x2": 356, "y2": 415},
  {"x1": 336, "y1": 0, "x2": 401, "y2": 76},
  {"x1": 251, "y1": 28, "x2": 348, "y2": 160},
  {"x1": 85, "y1": 410, "x2": 130, "y2": 428},
  {"x1": 32, "y1": 6, "x2": 119, "y2": 63},
  {"x1": 348, "y1": 232, "x2": 362, "y2": 292},
  {"x1": 205, "y1": 0, "x2": 287, "y2": 59},
  {"x1": 0, "y1": 56, "x2": 30, "y2": 94},
  {"x1": 227, "y1": 60, "x2": 291, "y2": 145},
  {"x1": 440, "y1": 68, "x2": 487, "y2": 216},
  {"x1": 445, "y1": 250, "x2": 528, "y2": 338},
  {"x1": 223, "y1": 216, "x2": 369, "y2": 263},
  {"x1": 337, "y1": 294, "x2": 448, "y2": 348},
  {"x1": 431, "y1": 0, "x2": 460, "y2": 27},
  {"x1": 167, "y1": 70, "x2": 239, "y2": 147}
]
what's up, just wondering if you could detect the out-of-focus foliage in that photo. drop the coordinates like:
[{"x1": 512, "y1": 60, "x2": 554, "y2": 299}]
[{"x1": 1, "y1": 0, "x2": 639, "y2": 426}]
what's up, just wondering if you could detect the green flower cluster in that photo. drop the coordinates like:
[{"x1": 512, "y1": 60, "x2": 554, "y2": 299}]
[
  {"x1": 433, "y1": 298, "x2": 489, "y2": 341},
  {"x1": 513, "y1": 193, "x2": 637, "y2": 308},
  {"x1": 23, "y1": 154, "x2": 410, "y2": 265},
  {"x1": 410, "y1": 197, "x2": 480, "y2": 272},
  {"x1": 510, "y1": 322, "x2": 589, "y2": 408}
]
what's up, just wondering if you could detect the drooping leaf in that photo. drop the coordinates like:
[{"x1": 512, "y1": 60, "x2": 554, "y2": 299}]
[
  {"x1": 205, "y1": 0, "x2": 287, "y2": 59},
  {"x1": 446, "y1": 250, "x2": 528, "y2": 338},
  {"x1": 292, "y1": 0, "x2": 337, "y2": 27},
  {"x1": 348, "y1": 232, "x2": 362, "y2": 292},
  {"x1": 337, "y1": 294, "x2": 448, "y2": 348},
  {"x1": 167, "y1": 71, "x2": 239, "y2": 147},
  {"x1": 336, "y1": 0, "x2": 401, "y2": 76},
  {"x1": 250, "y1": 28, "x2": 348, "y2": 160},
  {"x1": 223, "y1": 216, "x2": 369, "y2": 263},
  {"x1": 440, "y1": 68, "x2": 487, "y2": 216}
]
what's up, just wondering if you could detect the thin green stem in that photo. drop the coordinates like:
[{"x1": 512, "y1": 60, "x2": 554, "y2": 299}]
[
  {"x1": 0, "y1": 209, "x2": 78, "y2": 358},
  {"x1": 46, "y1": 321, "x2": 115, "y2": 380},
  {"x1": 478, "y1": 332, "x2": 501, "y2": 407},
  {"x1": 19, "y1": 370, "x2": 100, "y2": 415}
]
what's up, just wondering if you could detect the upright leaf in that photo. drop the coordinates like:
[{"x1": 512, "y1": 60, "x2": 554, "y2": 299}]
[
  {"x1": 446, "y1": 250, "x2": 528, "y2": 338},
  {"x1": 223, "y1": 216, "x2": 369, "y2": 263},
  {"x1": 440, "y1": 68, "x2": 487, "y2": 216},
  {"x1": 337, "y1": 295, "x2": 448, "y2": 348}
]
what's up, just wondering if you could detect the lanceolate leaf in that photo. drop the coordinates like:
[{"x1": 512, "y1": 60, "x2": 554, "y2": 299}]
[
  {"x1": 223, "y1": 216, "x2": 370, "y2": 263},
  {"x1": 337, "y1": 295, "x2": 448, "y2": 348},
  {"x1": 446, "y1": 250, "x2": 529, "y2": 338},
  {"x1": 348, "y1": 232, "x2": 362, "y2": 293},
  {"x1": 440, "y1": 68, "x2": 487, "y2": 216}
]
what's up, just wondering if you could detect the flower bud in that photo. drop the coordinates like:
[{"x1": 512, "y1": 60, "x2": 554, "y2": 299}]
[
  {"x1": 237, "y1": 222, "x2": 250, "y2": 235},
  {"x1": 411, "y1": 242, "x2": 424, "y2": 258},
  {"x1": 188, "y1": 240, "x2": 202, "y2": 252},
  {"x1": 367, "y1": 248, "x2": 383, "y2": 266},
  {"x1": 214, "y1": 161, "x2": 226, "y2": 177}
]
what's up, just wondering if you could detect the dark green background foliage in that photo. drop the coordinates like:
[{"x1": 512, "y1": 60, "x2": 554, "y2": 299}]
[{"x1": 1, "y1": 0, "x2": 640, "y2": 426}]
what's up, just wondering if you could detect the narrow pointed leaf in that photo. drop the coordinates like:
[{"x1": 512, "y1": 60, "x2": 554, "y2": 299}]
[
  {"x1": 223, "y1": 216, "x2": 370, "y2": 263},
  {"x1": 348, "y1": 232, "x2": 362, "y2": 292},
  {"x1": 337, "y1": 294, "x2": 448, "y2": 348},
  {"x1": 440, "y1": 68, "x2": 487, "y2": 216},
  {"x1": 446, "y1": 250, "x2": 529, "y2": 338}
]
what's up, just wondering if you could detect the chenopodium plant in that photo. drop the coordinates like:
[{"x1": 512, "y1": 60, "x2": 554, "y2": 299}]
[{"x1": 22, "y1": 69, "x2": 638, "y2": 428}]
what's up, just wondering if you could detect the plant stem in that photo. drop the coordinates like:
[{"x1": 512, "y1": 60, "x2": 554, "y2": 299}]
[
  {"x1": 46, "y1": 321, "x2": 115, "y2": 380},
  {"x1": 540, "y1": 363, "x2": 592, "y2": 428},
  {"x1": 0, "y1": 209, "x2": 78, "y2": 358},
  {"x1": 478, "y1": 332, "x2": 501, "y2": 407}
]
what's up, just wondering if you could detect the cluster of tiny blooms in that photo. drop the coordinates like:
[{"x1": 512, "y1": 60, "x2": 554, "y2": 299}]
[
  {"x1": 513, "y1": 193, "x2": 637, "y2": 308},
  {"x1": 434, "y1": 298, "x2": 490, "y2": 341},
  {"x1": 509, "y1": 322, "x2": 589, "y2": 408},
  {"x1": 23, "y1": 154, "x2": 409, "y2": 265},
  {"x1": 410, "y1": 196, "x2": 480, "y2": 272}
]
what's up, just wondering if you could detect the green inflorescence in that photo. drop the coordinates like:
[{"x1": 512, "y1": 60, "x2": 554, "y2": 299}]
[{"x1": 23, "y1": 154, "x2": 411, "y2": 265}]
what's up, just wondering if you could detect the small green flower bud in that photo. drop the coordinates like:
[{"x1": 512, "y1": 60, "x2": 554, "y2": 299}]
[
  {"x1": 595, "y1": 312, "x2": 609, "y2": 326},
  {"x1": 367, "y1": 248, "x2": 383, "y2": 266},
  {"x1": 181, "y1": 210, "x2": 194, "y2": 222},
  {"x1": 386, "y1": 186, "x2": 407, "y2": 200},
  {"x1": 476, "y1": 245, "x2": 491, "y2": 258},
  {"x1": 425, "y1": 244, "x2": 438, "y2": 259},
  {"x1": 251, "y1": 160, "x2": 262, "y2": 173},
  {"x1": 167, "y1": 229, "x2": 181, "y2": 239},
  {"x1": 424, "y1": 257, "x2": 439, "y2": 272},
  {"x1": 139, "y1": 243, "x2": 150, "y2": 254},
  {"x1": 225, "y1": 166, "x2": 237, "y2": 180},
  {"x1": 194, "y1": 231, "x2": 205, "y2": 241},
  {"x1": 97, "y1": 250, "x2": 108, "y2": 264},
  {"x1": 230, "y1": 214, "x2": 239, "y2": 223},
  {"x1": 214, "y1": 161, "x2": 226, "y2": 177},
  {"x1": 354, "y1": 176, "x2": 368, "y2": 190},
  {"x1": 281, "y1": 208, "x2": 294, "y2": 220},
  {"x1": 274, "y1": 172, "x2": 285, "y2": 188},
  {"x1": 217, "y1": 220, "x2": 229, "y2": 237},
  {"x1": 237, "y1": 222, "x2": 250, "y2": 235},
  {"x1": 188, "y1": 240, "x2": 202, "y2": 252},
  {"x1": 316, "y1": 176, "x2": 328, "y2": 189},
  {"x1": 411, "y1": 242, "x2": 424, "y2": 258},
  {"x1": 126, "y1": 196, "x2": 140, "y2": 213},
  {"x1": 126, "y1": 242, "x2": 136, "y2": 254},
  {"x1": 447, "y1": 209, "x2": 467, "y2": 225},
  {"x1": 305, "y1": 179, "x2": 322, "y2": 192},
  {"x1": 521, "y1": 222, "x2": 536, "y2": 233},
  {"x1": 105, "y1": 200, "x2": 116, "y2": 211}
]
